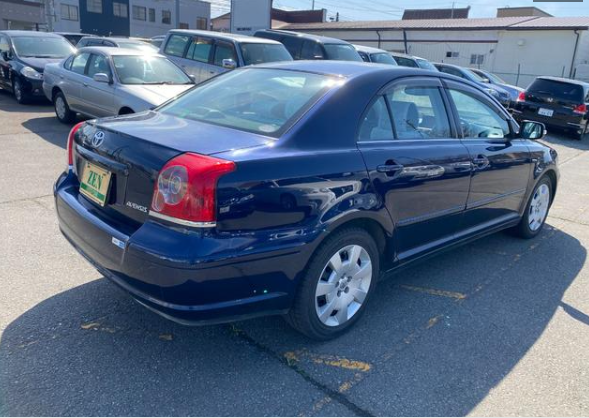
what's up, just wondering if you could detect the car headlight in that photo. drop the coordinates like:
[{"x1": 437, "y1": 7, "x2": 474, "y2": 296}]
[{"x1": 20, "y1": 66, "x2": 43, "y2": 80}]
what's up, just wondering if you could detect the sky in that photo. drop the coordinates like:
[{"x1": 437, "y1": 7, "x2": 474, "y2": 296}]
[{"x1": 207, "y1": 0, "x2": 589, "y2": 20}]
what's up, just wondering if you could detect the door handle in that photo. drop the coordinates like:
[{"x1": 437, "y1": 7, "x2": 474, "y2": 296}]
[
  {"x1": 377, "y1": 164, "x2": 404, "y2": 174},
  {"x1": 472, "y1": 155, "x2": 490, "y2": 169},
  {"x1": 83, "y1": 82, "x2": 88, "y2": 87}
]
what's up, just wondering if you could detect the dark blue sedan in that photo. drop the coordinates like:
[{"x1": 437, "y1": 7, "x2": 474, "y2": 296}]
[{"x1": 55, "y1": 61, "x2": 558, "y2": 340}]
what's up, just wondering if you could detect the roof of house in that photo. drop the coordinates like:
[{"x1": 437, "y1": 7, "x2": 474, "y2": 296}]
[
  {"x1": 283, "y1": 16, "x2": 589, "y2": 31},
  {"x1": 402, "y1": 7, "x2": 470, "y2": 20}
]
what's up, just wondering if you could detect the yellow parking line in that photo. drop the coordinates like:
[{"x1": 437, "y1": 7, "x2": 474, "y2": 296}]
[
  {"x1": 284, "y1": 350, "x2": 372, "y2": 372},
  {"x1": 397, "y1": 284, "x2": 466, "y2": 300}
]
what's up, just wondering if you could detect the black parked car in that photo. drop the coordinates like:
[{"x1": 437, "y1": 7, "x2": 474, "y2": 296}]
[
  {"x1": 512, "y1": 76, "x2": 589, "y2": 140},
  {"x1": 254, "y1": 29, "x2": 362, "y2": 62},
  {"x1": 0, "y1": 31, "x2": 75, "y2": 103}
]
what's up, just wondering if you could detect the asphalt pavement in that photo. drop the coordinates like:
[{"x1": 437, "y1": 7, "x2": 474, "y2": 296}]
[{"x1": 1, "y1": 91, "x2": 589, "y2": 416}]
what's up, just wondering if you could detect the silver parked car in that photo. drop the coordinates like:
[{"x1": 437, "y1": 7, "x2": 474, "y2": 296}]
[
  {"x1": 353, "y1": 44, "x2": 397, "y2": 65},
  {"x1": 43, "y1": 47, "x2": 194, "y2": 123},
  {"x1": 160, "y1": 29, "x2": 293, "y2": 84}
]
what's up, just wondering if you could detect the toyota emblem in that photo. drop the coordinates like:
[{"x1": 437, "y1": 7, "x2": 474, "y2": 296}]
[{"x1": 92, "y1": 131, "x2": 105, "y2": 148}]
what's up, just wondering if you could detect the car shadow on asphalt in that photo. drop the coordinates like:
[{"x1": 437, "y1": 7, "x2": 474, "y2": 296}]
[
  {"x1": 0, "y1": 89, "x2": 52, "y2": 113},
  {"x1": 0, "y1": 226, "x2": 586, "y2": 416},
  {"x1": 21, "y1": 116, "x2": 74, "y2": 148}
]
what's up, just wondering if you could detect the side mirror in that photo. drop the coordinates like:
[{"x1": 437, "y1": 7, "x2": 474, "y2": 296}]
[
  {"x1": 93, "y1": 73, "x2": 110, "y2": 84},
  {"x1": 188, "y1": 74, "x2": 197, "y2": 83},
  {"x1": 222, "y1": 59, "x2": 237, "y2": 70},
  {"x1": 519, "y1": 120, "x2": 546, "y2": 140}
]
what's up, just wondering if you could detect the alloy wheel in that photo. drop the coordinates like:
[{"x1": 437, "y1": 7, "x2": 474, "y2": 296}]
[
  {"x1": 529, "y1": 184, "x2": 550, "y2": 231},
  {"x1": 55, "y1": 96, "x2": 66, "y2": 120}
]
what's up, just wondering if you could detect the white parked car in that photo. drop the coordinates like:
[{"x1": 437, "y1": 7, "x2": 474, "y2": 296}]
[{"x1": 43, "y1": 47, "x2": 194, "y2": 123}]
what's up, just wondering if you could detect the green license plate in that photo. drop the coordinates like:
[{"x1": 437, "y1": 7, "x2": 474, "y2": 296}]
[{"x1": 80, "y1": 162, "x2": 111, "y2": 206}]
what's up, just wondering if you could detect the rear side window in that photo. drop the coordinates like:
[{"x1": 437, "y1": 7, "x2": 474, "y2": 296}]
[
  {"x1": 371, "y1": 53, "x2": 397, "y2": 65},
  {"x1": 240, "y1": 43, "x2": 293, "y2": 66},
  {"x1": 164, "y1": 34, "x2": 189, "y2": 57},
  {"x1": 449, "y1": 89, "x2": 509, "y2": 139},
  {"x1": 528, "y1": 78, "x2": 584, "y2": 103},
  {"x1": 213, "y1": 41, "x2": 237, "y2": 66},
  {"x1": 159, "y1": 68, "x2": 339, "y2": 137},
  {"x1": 394, "y1": 56, "x2": 418, "y2": 68},
  {"x1": 301, "y1": 41, "x2": 324, "y2": 60},
  {"x1": 387, "y1": 85, "x2": 451, "y2": 139},
  {"x1": 281, "y1": 36, "x2": 302, "y2": 60},
  {"x1": 186, "y1": 37, "x2": 213, "y2": 63},
  {"x1": 70, "y1": 52, "x2": 90, "y2": 75},
  {"x1": 358, "y1": 97, "x2": 394, "y2": 141}
]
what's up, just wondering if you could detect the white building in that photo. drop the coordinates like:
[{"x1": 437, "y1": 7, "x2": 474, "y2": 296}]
[{"x1": 283, "y1": 15, "x2": 589, "y2": 87}]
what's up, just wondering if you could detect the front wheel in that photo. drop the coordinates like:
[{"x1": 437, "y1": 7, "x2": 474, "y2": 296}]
[
  {"x1": 287, "y1": 228, "x2": 379, "y2": 340},
  {"x1": 512, "y1": 177, "x2": 552, "y2": 239},
  {"x1": 13, "y1": 78, "x2": 29, "y2": 104}
]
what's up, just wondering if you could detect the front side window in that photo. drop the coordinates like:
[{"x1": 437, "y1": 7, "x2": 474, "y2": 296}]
[
  {"x1": 213, "y1": 41, "x2": 236, "y2": 66},
  {"x1": 87, "y1": 54, "x2": 111, "y2": 78},
  {"x1": 113, "y1": 2, "x2": 128, "y2": 17},
  {"x1": 164, "y1": 34, "x2": 189, "y2": 57},
  {"x1": 324, "y1": 44, "x2": 362, "y2": 61},
  {"x1": 87, "y1": 0, "x2": 102, "y2": 14},
  {"x1": 61, "y1": 4, "x2": 79, "y2": 21},
  {"x1": 358, "y1": 97, "x2": 394, "y2": 141},
  {"x1": 281, "y1": 37, "x2": 302, "y2": 60},
  {"x1": 449, "y1": 89, "x2": 509, "y2": 139},
  {"x1": 12, "y1": 36, "x2": 74, "y2": 58},
  {"x1": 112, "y1": 55, "x2": 192, "y2": 85},
  {"x1": 186, "y1": 37, "x2": 212, "y2": 63},
  {"x1": 132, "y1": 5, "x2": 146, "y2": 20},
  {"x1": 240, "y1": 43, "x2": 293, "y2": 66},
  {"x1": 387, "y1": 85, "x2": 451, "y2": 139},
  {"x1": 160, "y1": 69, "x2": 340, "y2": 136},
  {"x1": 70, "y1": 52, "x2": 90, "y2": 75}
]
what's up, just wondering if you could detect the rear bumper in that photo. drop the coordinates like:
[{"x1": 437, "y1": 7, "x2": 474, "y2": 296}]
[
  {"x1": 512, "y1": 105, "x2": 586, "y2": 131},
  {"x1": 55, "y1": 171, "x2": 315, "y2": 325}
]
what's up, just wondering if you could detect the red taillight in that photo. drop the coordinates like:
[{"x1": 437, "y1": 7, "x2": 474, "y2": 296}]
[
  {"x1": 67, "y1": 122, "x2": 85, "y2": 168},
  {"x1": 517, "y1": 91, "x2": 526, "y2": 102},
  {"x1": 574, "y1": 103, "x2": 587, "y2": 115},
  {"x1": 150, "y1": 153, "x2": 236, "y2": 226}
]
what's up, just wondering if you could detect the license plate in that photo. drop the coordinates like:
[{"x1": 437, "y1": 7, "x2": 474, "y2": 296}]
[
  {"x1": 80, "y1": 162, "x2": 111, "y2": 206},
  {"x1": 538, "y1": 108, "x2": 554, "y2": 117}
]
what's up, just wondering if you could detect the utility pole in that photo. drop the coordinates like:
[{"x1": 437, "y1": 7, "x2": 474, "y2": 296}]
[
  {"x1": 450, "y1": 1, "x2": 455, "y2": 19},
  {"x1": 312, "y1": 0, "x2": 315, "y2": 10}
]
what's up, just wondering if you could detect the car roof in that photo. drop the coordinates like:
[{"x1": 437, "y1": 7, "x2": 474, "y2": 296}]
[
  {"x1": 56, "y1": 32, "x2": 90, "y2": 36},
  {"x1": 78, "y1": 46, "x2": 161, "y2": 56},
  {"x1": 536, "y1": 76, "x2": 589, "y2": 87},
  {"x1": 353, "y1": 44, "x2": 389, "y2": 54},
  {"x1": 257, "y1": 29, "x2": 351, "y2": 45},
  {"x1": 168, "y1": 29, "x2": 282, "y2": 44},
  {"x1": 1, "y1": 30, "x2": 64, "y2": 38}
]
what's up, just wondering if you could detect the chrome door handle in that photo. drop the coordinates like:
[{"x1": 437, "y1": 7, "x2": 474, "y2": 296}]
[
  {"x1": 377, "y1": 164, "x2": 404, "y2": 173},
  {"x1": 83, "y1": 82, "x2": 88, "y2": 87},
  {"x1": 473, "y1": 155, "x2": 490, "y2": 169}
]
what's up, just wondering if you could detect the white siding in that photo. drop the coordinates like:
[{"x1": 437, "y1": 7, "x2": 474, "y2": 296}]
[{"x1": 52, "y1": 0, "x2": 81, "y2": 33}]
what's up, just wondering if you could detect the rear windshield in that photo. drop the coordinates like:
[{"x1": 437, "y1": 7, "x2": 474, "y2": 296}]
[
  {"x1": 370, "y1": 53, "x2": 397, "y2": 65},
  {"x1": 239, "y1": 43, "x2": 293, "y2": 66},
  {"x1": 159, "y1": 68, "x2": 341, "y2": 136},
  {"x1": 117, "y1": 41, "x2": 159, "y2": 53},
  {"x1": 324, "y1": 44, "x2": 363, "y2": 61},
  {"x1": 12, "y1": 36, "x2": 74, "y2": 58},
  {"x1": 528, "y1": 78, "x2": 584, "y2": 102}
]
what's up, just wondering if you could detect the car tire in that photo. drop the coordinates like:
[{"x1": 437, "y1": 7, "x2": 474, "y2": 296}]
[
  {"x1": 286, "y1": 227, "x2": 379, "y2": 340},
  {"x1": 12, "y1": 78, "x2": 29, "y2": 104},
  {"x1": 511, "y1": 176, "x2": 552, "y2": 239},
  {"x1": 54, "y1": 92, "x2": 76, "y2": 124}
]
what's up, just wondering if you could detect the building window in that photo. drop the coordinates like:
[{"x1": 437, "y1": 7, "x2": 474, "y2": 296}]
[
  {"x1": 162, "y1": 10, "x2": 171, "y2": 24},
  {"x1": 113, "y1": 2, "x2": 128, "y2": 17},
  {"x1": 470, "y1": 54, "x2": 485, "y2": 65},
  {"x1": 148, "y1": 8, "x2": 155, "y2": 22},
  {"x1": 179, "y1": 22, "x2": 189, "y2": 29},
  {"x1": 87, "y1": 0, "x2": 102, "y2": 14},
  {"x1": 132, "y1": 5, "x2": 146, "y2": 20},
  {"x1": 445, "y1": 51, "x2": 459, "y2": 58},
  {"x1": 61, "y1": 4, "x2": 78, "y2": 21},
  {"x1": 196, "y1": 17, "x2": 207, "y2": 30}
]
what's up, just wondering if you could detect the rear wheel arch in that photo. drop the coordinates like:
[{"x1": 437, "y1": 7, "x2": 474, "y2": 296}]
[{"x1": 51, "y1": 86, "x2": 63, "y2": 102}]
